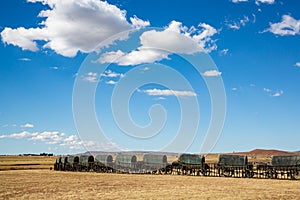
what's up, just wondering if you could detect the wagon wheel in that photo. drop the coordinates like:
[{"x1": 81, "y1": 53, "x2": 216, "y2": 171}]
[
  {"x1": 223, "y1": 170, "x2": 231, "y2": 177},
  {"x1": 203, "y1": 169, "x2": 211, "y2": 176},
  {"x1": 222, "y1": 167, "x2": 232, "y2": 177},
  {"x1": 291, "y1": 170, "x2": 300, "y2": 180},
  {"x1": 293, "y1": 161, "x2": 300, "y2": 180},
  {"x1": 265, "y1": 168, "x2": 273, "y2": 179},
  {"x1": 202, "y1": 164, "x2": 210, "y2": 176},
  {"x1": 245, "y1": 169, "x2": 254, "y2": 178}
]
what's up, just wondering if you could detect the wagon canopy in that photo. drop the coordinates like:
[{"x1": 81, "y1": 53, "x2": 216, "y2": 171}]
[
  {"x1": 115, "y1": 154, "x2": 137, "y2": 164},
  {"x1": 74, "y1": 156, "x2": 79, "y2": 163},
  {"x1": 79, "y1": 155, "x2": 94, "y2": 163},
  {"x1": 95, "y1": 154, "x2": 113, "y2": 164},
  {"x1": 67, "y1": 156, "x2": 75, "y2": 163},
  {"x1": 143, "y1": 154, "x2": 168, "y2": 164},
  {"x1": 56, "y1": 157, "x2": 61, "y2": 164},
  {"x1": 271, "y1": 155, "x2": 300, "y2": 166},
  {"x1": 178, "y1": 154, "x2": 205, "y2": 165},
  {"x1": 60, "y1": 157, "x2": 65, "y2": 164},
  {"x1": 218, "y1": 154, "x2": 248, "y2": 166}
]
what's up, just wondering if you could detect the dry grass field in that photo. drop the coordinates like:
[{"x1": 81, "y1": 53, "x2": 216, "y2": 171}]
[
  {"x1": 1, "y1": 170, "x2": 300, "y2": 199},
  {"x1": 0, "y1": 156, "x2": 56, "y2": 171},
  {"x1": 1, "y1": 153, "x2": 300, "y2": 199}
]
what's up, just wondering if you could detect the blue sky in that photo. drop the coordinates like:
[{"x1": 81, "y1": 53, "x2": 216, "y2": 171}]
[{"x1": 0, "y1": 0, "x2": 300, "y2": 155}]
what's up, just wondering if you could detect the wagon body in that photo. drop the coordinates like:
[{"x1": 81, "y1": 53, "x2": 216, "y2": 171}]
[
  {"x1": 115, "y1": 154, "x2": 137, "y2": 172},
  {"x1": 218, "y1": 154, "x2": 248, "y2": 166},
  {"x1": 142, "y1": 154, "x2": 168, "y2": 173},
  {"x1": 77, "y1": 155, "x2": 94, "y2": 171},
  {"x1": 271, "y1": 155, "x2": 300, "y2": 167},
  {"x1": 94, "y1": 154, "x2": 114, "y2": 172},
  {"x1": 178, "y1": 154, "x2": 205, "y2": 166},
  {"x1": 268, "y1": 155, "x2": 300, "y2": 180},
  {"x1": 95, "y1": 154, "x2": 113, "y2": 165},
  {"x1": 216, "y1": 154, "x2": 251, "y2": 178}
]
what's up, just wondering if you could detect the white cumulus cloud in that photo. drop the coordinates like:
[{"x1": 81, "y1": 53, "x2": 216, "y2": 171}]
[
  {"x1": 29, "y1": 131, "x2": 63, "y2": 144},
  {"x1": 202, "y1": 70, "x2": 222, "y2": 77},
  {"x1": 0, "y1": 131, "x2": 32, "y2": 139},
  {"x1": 0, "y1": 130, "x2": 120, "y2": 150},
  {"x1": 98, "y1": 20, "x2": 218, "y2": 66},
  {"x1": 130, "y1": 15, "x2": 150, "y2": 29},
  {"x1": 266, "y1": 15, "x2": 300, "y2": 36},
  {"x1": 295, "y1": 62, "x2": 300, "y2": 67},
  {"x1": 1, "y1": 0, "x2": 149, "y2": 57}
]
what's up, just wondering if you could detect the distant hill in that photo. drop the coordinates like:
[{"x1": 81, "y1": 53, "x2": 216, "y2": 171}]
[
  {"x1": 79, "y1": 151, "x2": 178, "y2": 156},
  {"x1": 80, "y1": 149, "x2": 299, "y2": 156},
  {"x1": 234, "y1": 149, "x2": 297, "y2": 156}
]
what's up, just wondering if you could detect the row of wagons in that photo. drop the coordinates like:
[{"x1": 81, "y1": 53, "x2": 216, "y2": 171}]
[{"x1": 54, "y1": 153, "x2": 300, "y2": 180}]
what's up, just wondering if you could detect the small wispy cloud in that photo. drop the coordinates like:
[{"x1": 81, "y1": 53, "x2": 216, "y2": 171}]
[
  {"x1": 100, "y1": 70, "x2": 124, "y2": 78},
  {"x1": 50, "y1": 66, "x2": 59, "y2": 70},
  {"x1": 272, "y1": 90, "x2": 284, "y2": 97},
  {"x1": 155, "y1": 97, "x2": 166, "y2": 100},
  {"x1": 19, "y1": 58, "x2": 31, "y2": 61},
  {"x1": 100, "y1": 70, "x2": 124, "y2": 85},
  {"x1": 263, "y1": 88, "x2": 283, "y2": 97},
  {"x1": 83, "y1": 72, "x2": 98, "y2": 83},
  {"x1": 139, "y1": 88, "x2": 197, "y2": 97},
  {"x1": 231, "y1": 87, "x2": 238, "y2": 91},
  {"x1": 231, "y1": 0, "x2": 248, "y2": 3},
  {"x1": 231, "y1": 0, "x2": 275, "y2": 5},
  {"x1": 20, "y1": 123, "x2": 34, "y2": 128},
  {"x1": 219, "y1": 49, "x2": 229, "y2": 55},
  {"x1": 295, "y1": 62, "x2": 300, "y2": 67},
  {"x1": 82, "y1": 70, "x2": 123, "y2": 84},
  {"x1": 142, "y1": 67, "x2": 150, "y2": 71},
  {"x1": 263, "y1": 88, "x2": 271, "y2": 93},
  {"x1": 202, "y1": 70, "x2": 222, "y2": 77},
  {"x1": 255, "y1": 0, "x2": 275, "y2": 5},
  {"x1": 2, "y1": 124, "x2": 17, "y2": 128},
  {"x1": 226, "y1": 15, "x2": 254, "y2": 30},
  {"x1": 106, "y1": 80, "x2": 117, "y2": 85}
]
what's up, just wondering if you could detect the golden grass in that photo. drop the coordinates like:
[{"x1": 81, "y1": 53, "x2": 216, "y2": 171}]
[
  {"x1": 0, "y1": 156, "x2": 56, "y2": 171},
  {"x1": 1, "y1": 170, "x2": 300, "y2": 199}
]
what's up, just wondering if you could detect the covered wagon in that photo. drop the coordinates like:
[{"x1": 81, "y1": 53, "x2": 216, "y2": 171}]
[
  {"x1": 114, "y1": 154, "x2": 137, "y2": 173},
  {"x1": 142, "y1": 154, "x2": 168, "y2": 173}
]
